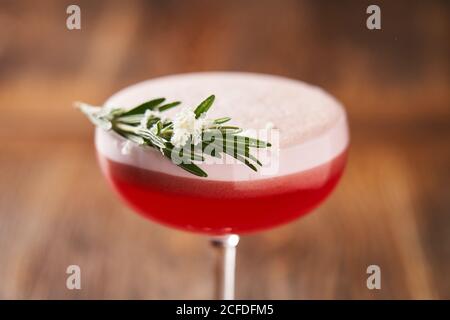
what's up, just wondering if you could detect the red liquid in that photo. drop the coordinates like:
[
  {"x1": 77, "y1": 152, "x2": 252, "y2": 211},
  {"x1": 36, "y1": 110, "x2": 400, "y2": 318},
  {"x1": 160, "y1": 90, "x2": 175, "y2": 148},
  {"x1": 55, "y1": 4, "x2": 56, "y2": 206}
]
[{"x1": 98, "y1": 150, "x2": 347, "y2": 235}]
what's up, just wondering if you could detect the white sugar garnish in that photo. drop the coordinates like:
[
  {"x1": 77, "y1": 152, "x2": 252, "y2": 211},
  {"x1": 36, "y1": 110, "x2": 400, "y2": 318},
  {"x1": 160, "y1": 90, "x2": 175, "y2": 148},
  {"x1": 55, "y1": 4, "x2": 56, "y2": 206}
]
[{"x1": 170, "y1": 106, "x2": 213, "y2": 148}]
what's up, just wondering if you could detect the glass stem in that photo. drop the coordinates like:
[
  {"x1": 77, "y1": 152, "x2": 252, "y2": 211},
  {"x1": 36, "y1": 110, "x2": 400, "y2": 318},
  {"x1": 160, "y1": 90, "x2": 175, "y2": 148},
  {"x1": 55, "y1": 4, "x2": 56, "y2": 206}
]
[{"x1": 210, "y1": 234, "x2": 240, "y2": 300}]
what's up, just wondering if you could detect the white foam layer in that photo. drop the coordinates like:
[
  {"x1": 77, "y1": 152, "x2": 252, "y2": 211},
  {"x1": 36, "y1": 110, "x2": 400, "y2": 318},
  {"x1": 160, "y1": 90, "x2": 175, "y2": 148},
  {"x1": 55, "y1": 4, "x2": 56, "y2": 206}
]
[{"x1": 96, "y1": 72, "x2": 349, "y2": 181}]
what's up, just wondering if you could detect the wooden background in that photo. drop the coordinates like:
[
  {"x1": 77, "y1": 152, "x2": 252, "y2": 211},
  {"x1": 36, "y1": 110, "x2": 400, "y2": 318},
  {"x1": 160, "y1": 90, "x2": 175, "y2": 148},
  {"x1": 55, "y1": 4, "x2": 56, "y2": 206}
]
[{"x1": 0, "y1": 0, "x2": 449, "y2": 299}]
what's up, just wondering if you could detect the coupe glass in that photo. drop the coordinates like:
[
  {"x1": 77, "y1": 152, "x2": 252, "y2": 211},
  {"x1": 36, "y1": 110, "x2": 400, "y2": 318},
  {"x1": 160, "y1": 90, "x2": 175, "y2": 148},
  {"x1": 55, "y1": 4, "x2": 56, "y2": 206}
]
[{"x1": 94, "y1": 72, "x2": 349, "y2": 299}]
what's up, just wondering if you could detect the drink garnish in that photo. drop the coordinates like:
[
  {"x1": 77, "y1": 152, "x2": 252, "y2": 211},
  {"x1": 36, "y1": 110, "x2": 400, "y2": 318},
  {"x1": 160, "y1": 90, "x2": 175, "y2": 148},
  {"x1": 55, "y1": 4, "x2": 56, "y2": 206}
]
[{"x1": 76, "y1": 95, "x2": 271, "y2": 177}]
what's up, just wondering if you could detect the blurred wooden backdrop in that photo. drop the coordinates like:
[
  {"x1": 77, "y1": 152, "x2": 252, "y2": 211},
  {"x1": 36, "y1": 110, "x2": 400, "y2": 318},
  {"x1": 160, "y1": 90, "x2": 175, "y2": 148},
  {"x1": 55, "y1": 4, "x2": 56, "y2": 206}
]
[{"x1": 0, "y1": 0, "x2": 449, "y2": 299}]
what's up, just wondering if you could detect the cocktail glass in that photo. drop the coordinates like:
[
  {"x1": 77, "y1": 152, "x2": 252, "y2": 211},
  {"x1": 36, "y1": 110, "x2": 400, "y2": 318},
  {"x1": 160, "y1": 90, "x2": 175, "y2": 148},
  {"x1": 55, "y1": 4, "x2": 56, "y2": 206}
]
[{"x1": 94, "y1": 72, "x2": 349, "y2": 299}]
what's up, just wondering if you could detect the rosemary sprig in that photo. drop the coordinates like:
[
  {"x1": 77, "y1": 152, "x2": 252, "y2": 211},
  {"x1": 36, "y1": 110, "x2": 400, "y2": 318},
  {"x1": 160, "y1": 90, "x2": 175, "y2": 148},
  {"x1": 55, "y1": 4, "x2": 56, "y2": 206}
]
[{"x1": 77, "y1": 95, "x2": 271, "y2": 177}]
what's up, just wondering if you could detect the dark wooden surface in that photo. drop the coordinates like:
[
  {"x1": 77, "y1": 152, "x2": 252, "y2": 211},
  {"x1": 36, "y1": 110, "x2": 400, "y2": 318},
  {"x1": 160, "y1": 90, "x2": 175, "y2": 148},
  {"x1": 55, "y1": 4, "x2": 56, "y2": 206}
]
[{"x1": 0, "y1": 0, "x2": 449, "y2": 299}]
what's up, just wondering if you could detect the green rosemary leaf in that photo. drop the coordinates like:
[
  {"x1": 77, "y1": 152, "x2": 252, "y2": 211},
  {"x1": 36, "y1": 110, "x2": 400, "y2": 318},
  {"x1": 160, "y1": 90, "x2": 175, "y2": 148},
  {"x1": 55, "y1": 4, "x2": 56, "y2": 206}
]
[
  {"x1": 177, "y1": 162, "x2": 208, "y2": 177},
  {"x1": 158, "y1": 101, "x2": 181, "y2": 112},
  {"x1": 161, "y1": 148, "x2": 207, "y2": 177},
  {"x1": 220, "y1": 146, "x2": 258, "y2": 172},
  {"x1": 194, "y1": 95, "x2": 215, "y2": 119},
  {"x1": 233, "y1": 143, "x2": 263, "y2": 166},
  {"x1": 122, "y1": 98, "x2": 165, "y2": 116},
  {"x1": 115, "y1": 115, "x2": 143, "y2": 124},
  {"x1": 201, "y1": 141, "x2": 222, "y2": 158},
  {"x1": 234, "y1": 135, "x2": 272, "y2": 148},
  {"x1": 162, "y1": 122, "x2": 173, "y2": 130},
  {"x1": 121, "y1": 132, "x2": 145, "y2": 145},
  {"x1": 156, "y1": 121, "x2": 163, "y2": 134},
  {"x1": 205, "y1": 136, "x2": 257, "y2": 150},
  {"x1": 218, "y1": 127, "x2": 243, "y2": 135},
  {"x1": 214, "y1": 117, "x2": 231, "y2": 124},
  {"x1": 206, "y1": 139, "x2": 258, "y2": 171},
  {"x1": 217, "y1": 125, "x2": 240, "y2": 130},
  {"x1": 202, "y1": 129, "x2": 270, "y2": 149}
]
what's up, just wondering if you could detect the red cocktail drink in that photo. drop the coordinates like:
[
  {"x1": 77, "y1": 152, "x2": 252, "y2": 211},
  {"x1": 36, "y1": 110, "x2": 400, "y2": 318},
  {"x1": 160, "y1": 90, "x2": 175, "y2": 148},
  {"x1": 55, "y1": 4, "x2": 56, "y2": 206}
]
[{"x1": 98, "y1": 148, "x2": 347, "y2": 234}]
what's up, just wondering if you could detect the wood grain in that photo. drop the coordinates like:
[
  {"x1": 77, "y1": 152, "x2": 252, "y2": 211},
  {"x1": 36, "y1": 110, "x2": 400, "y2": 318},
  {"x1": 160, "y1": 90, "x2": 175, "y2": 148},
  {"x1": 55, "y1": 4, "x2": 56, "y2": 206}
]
[{"x1": 0, "y1": 0, "x2": 448, "y2": 299}]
